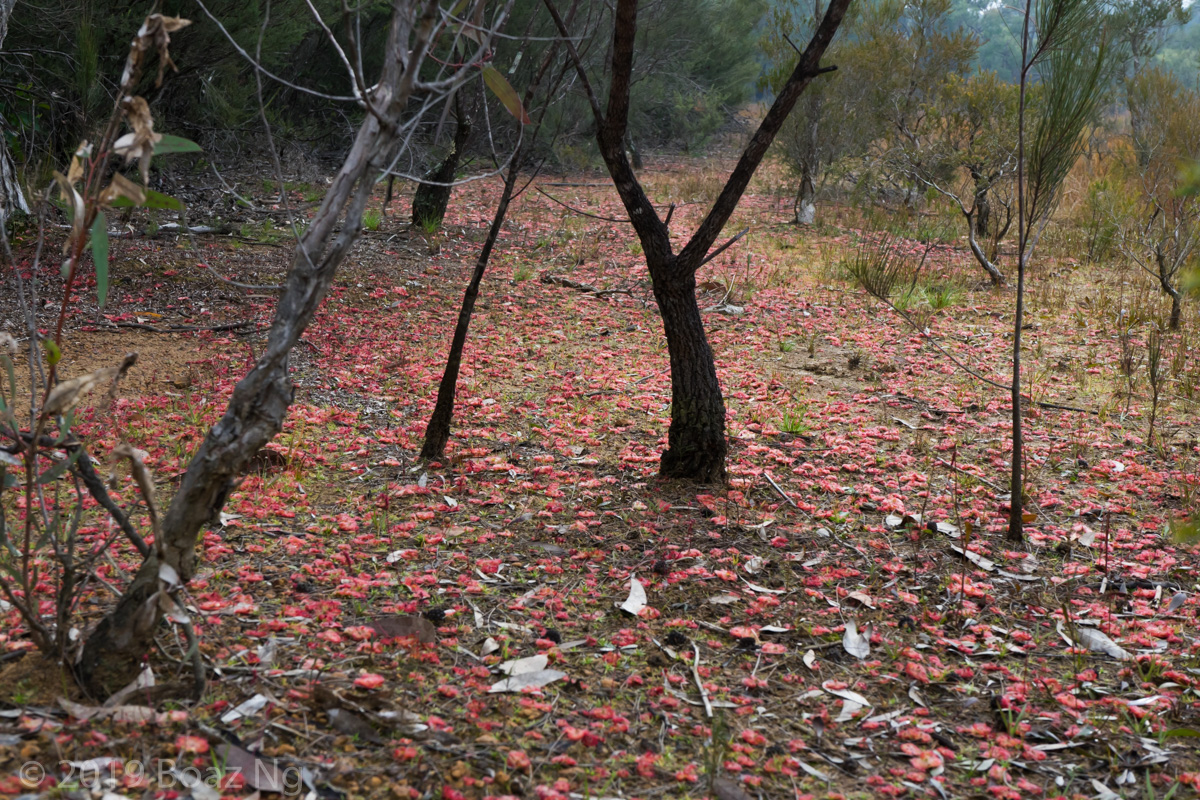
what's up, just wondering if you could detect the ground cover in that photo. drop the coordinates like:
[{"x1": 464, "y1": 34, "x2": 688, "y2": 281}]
[{"x1": 1, "y1": 157, "x2": 1198, "y2": 800}]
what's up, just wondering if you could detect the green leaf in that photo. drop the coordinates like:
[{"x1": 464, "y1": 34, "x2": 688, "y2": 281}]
[
  {"x1": 43, "y1": 339, "x2": 61, "y2": 367},
  {"x1": 481, "y1": 65, "x2": 531, "y2": 125},
  {"x1": 153, "y1": 134, "x2": 202, "y2": 156},
  {"x1": 108, "y1": 188, "x2": 185, "y2": 211},
  {"x1": 1163, "y1": 728, "x2": 1200, "y2": 738},
  {"x1": 1171, "y1": 521, "x2": 1200, "y2": 544},
  {"x1": 92, "y1": 211, "x2": 109, "y2": 309},
  {"x1": 37, "y1": 448, "x2": 83, "y2": 486},
  {"x1": 53, "y1": 410, "x2": 76, "y2": 446}
]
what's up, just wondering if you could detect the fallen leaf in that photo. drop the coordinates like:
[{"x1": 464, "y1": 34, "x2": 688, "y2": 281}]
[
  {"x1": 950, "y1": 545, "x2": 995, "y2": 571},
  {"x1": 369, "y1": 614, "x2": 437, "y2": 643},
  {"x1": 618, "y1": 575, "x2": 647, "y2": 616},
  {"x1": 822, "y1": 681, "x2": 871, "y2": 708},
  {"x1": 497, "y1": 655, "x2": 549, "y2": 676},
  {"x1": 843, "y1": 620, "x2": 872, "y2": 660},
  {"x1": 1057, "y1": 620, "x2": 1131, "y2": 660},
  {"x1": 488, "y1": 669, "x2": 568, "y2": 694},
  {"x1": 215, "y1": 744, "x2": 289, "y2": 793},
  {"x1": 1167, "y1": 592, "x2": 1187, "y2": 613}
]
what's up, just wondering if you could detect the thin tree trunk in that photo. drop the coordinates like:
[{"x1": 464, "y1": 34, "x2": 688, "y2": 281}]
[
  {"x1": 419, "y1": 187, "x2": 509, "y2": 461},
  {"x1": 0, "y1": 0, "x2": 30, "y2": 222},
  {"x1": 76, "y1": 2, "x2": 454, "y2": 696},
  {"x1": 421, "y1": 11, "x2": 574, "y2": 461},
  {"x1": 965, "y1": 209, "x2": 1005, "y2": 287},
  {"x1": 1008, "y1": 0, "x2": 1034, "y2": 544},
  {"x1": 971, "y1": 167, "x2": 990, "y2": 238}
]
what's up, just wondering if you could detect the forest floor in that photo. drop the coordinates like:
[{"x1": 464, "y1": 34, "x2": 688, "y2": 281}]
[{"x1": 1, "y1": 156, "x2": 1199, "y2": 800}]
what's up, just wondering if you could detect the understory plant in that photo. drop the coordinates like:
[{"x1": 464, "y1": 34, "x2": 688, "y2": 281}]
[{"x1": 0, "y1": 13, "x2": 203, "y2": 686}]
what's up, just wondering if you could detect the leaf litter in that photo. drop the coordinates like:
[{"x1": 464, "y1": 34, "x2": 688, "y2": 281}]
[{"x1": 1, "y1": 163, "x2": 1199, "y2": 800}]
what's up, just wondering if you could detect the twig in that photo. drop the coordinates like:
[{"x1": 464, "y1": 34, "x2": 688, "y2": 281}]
[
  {"x1": 71, "y1": 446, "x2": 151, "y2": 558},
  {"x1": 534, "y1": 185, "x2": 625, "y2": 222},
  {"x1": 540, "y1": 273, "x2": 597, "y2": 292},
  {"x1": 765, "y1": 471, "x2": 798, "y2": 508},
  {"x1": 198, "y1": 261, "x2": 283, "y2": 292},
  {"x1": 698, "y1": 227, "x2": 749, "y2": 269},
  {"x1": 936, "y1": 458, "x2": 1003, "y2": 492},
  {"x1": 691, "y1": 642, "x2": 713, "y2": 719},
  {"x1": 180, "y1": 611, "x2": 207, "y2": 702},
  {"x1": 93, "y1": 320, "x2": 256, "y2": 334},
  {"x1": 208, "y1": 162, "x2": 260, "y2": 210},
  {"x1": 877, "y1": 297, "x2": 1097, "y2": 415}
]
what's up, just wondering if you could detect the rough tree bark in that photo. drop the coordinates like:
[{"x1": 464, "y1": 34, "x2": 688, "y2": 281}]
[
  {"x1": 0, "y1": 0, "x2": 31, "y2": 222},
  {"x1": 546, "y1": 0, "x2": 850, "y2": 482},
  {"x1": 412, "y1": 92, "x2": 473, "y2": 229},
  {"x1": 76, "y1": 0, "x2": 490, "y2": 696}
]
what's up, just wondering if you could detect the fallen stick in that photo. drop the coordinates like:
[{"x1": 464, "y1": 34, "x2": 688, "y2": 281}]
[{"x1": 765, "y1": 471, "x2": 798, "y2": 508}]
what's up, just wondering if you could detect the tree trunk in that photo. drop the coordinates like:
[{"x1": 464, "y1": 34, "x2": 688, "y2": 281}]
[
  {"x1": 544, "y1": 0, "x2": 849, "y2": 483},
  {"x1": 420, "y1": 10, "x2": 574, "y2": 461},
  {"x1": 76, "y1": 3, "x2": 446, "y2": 697},
  {"x1": 0, "y1": 0, "x2": 30, "y2": 222},
  {"x1": 652, "y1": 263, "x2": 727, "y2": 482},
  {"x1": 794, "y1": 163, "x2": 815, "y2": 225},
  {"x1": 625, "y1": 130, "x2": 643, "y2": 171},
  {"x1": 965, "y1": 208, "x2": 1005, "y2": 287},
  {"x1": 971, "y1": 168, "x2": 990, "y2": 238},
  {"x1": 412, "y1": 97, "x2": 472, "y2": 230}
]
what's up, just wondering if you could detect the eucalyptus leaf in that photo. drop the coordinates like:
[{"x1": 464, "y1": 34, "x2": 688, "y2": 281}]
[
  {"x1": 37, "y1": 448, "x2": 83, "y2": 485},
  {"x1": 90, "y1": 213, "x2": 108, "y2": 311},
  {"x1": 153, "y1": 134, "x2": 202, "y2": 155}
]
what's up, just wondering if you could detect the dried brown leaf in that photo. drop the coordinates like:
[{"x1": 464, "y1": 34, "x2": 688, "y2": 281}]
[{"x1": 368, "y1": 614, "x2": 437, "y2": 643}]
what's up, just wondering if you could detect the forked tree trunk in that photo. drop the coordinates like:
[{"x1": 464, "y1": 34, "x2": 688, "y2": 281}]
[
  {"x1": 0, "y1": 0, "x2": 30, "y2": 222},
  {"x1": 76, "y1": 1, "x2": 466, "y2": 697},
  {"x1": 545, "y1": 0, "x2": 849, "y2": 483}
]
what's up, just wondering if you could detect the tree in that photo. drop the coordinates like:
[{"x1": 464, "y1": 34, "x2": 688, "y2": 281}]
[
  {"x1": 760, "y1": 1, "x2": 880, "y2": 224},
  {"x1": 763, "y1": 0, "x2": 977, "y2": 223},
  {"x1": 1008, "y1": 0, "x2": 1113, "y2": 542},
  {"x1": 1109, "y1": 0, "x2": 1190, "y2": 75},
  {"x1": 421, "y1": 2, "x2": 574, "y2": 461},
  {"x1": 545, "y1": 0, "x2": 850, "y2": 482},
  {"x1": 1109, "y1": 0, "x2": 1192, "y2": 169},
  {"x1": 865, "y1": 0, "x2": 978, "y2": 205},
  {"x1": 0, "y1": 0, "x2": 29, "y2": 222},
  {"x1": 907, "y1": 71, "x2": 1020, "y2": 285},
  {"x1": 76, "y1": 0, "x2": 511, "y2": 697},
  {"x1": 1115, "y1": 66, "x2": 1200, "y2": 330},
  {"x1": 411, "y1": 91, "x2": 473, "y2": 229}
]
